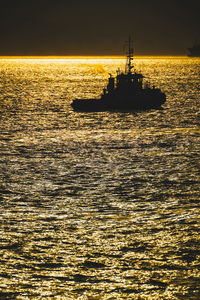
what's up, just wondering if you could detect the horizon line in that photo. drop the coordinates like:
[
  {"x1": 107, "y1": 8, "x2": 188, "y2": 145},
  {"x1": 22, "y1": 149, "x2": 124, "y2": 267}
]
[{"x1": 0, "y1": 55, "x2": 190, "y2": 59}]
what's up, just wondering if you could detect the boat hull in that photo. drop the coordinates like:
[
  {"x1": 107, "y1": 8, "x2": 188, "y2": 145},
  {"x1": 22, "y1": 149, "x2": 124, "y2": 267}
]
[{"x1": 71, "y1": 93, "x2": 166, "y2": 112}]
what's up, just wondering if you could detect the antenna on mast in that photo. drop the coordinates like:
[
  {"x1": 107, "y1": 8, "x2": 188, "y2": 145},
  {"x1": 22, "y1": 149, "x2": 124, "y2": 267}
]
[{"x1": 125, "y1": 34, "x2": 134, "y2": 74}]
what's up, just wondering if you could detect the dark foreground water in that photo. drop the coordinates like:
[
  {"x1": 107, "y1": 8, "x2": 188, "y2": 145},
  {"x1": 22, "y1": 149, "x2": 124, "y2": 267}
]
[{"x1": 0, "y1": 57, "x2": 199, "y2": 299}]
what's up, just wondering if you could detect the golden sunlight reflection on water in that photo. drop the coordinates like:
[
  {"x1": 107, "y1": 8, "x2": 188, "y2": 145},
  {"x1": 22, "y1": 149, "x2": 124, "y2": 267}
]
[{"x1": 0, "y1": 56, "x2": 199, "y2": 299}]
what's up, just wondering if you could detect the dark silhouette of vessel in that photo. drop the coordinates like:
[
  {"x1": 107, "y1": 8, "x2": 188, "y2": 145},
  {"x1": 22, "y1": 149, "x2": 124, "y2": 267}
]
[
  {"x1": 71, "y1": 36, "x2": 166, "y2": 112},
  {"x1": 188, "y1": 43, "x2": 200, "y2": 57}
]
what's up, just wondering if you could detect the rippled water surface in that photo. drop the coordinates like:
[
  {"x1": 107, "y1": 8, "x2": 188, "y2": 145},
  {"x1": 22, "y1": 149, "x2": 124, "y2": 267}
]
[{"x1": 0, "y1": 57, "x2": 199, "y2": 299}]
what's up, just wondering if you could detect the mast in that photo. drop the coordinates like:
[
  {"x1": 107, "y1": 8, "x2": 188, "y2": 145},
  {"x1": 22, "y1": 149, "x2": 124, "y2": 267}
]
[{"x1": 125, "y1": 35, "x2": 134, "y2": 74}]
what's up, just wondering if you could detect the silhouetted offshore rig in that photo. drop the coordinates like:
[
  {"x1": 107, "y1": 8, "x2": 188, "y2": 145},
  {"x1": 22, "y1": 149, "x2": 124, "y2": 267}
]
[{"x1": 188, "y1": 43, "x2": 200, "y2": 57}]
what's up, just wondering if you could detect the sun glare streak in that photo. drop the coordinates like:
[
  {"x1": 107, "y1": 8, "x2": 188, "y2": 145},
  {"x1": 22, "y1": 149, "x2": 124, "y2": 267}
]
[{"x1": 0, "y1": 56, "x2": 190, "y2": 69}]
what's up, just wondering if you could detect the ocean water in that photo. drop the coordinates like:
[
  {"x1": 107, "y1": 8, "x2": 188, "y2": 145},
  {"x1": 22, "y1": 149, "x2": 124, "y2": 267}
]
[{"x1": 0, "y1": 56, "x2": 199, "y2": 299}]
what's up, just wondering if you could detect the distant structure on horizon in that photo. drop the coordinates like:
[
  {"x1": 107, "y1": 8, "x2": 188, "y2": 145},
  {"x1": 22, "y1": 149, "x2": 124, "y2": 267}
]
[{"x1": 188, "y1": 43, "x2": 200, "y2": 57}]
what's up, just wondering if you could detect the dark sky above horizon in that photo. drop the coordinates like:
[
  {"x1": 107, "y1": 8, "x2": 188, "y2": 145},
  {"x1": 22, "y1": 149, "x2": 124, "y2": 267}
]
[{"x1": 1, "y1": 0, "x2": 200, "y2": 55}]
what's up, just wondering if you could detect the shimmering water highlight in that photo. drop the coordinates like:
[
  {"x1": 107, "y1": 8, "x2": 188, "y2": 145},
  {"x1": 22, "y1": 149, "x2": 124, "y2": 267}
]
[{"x1": 0, "y1": 57, "x2": 199, "y2": 299}]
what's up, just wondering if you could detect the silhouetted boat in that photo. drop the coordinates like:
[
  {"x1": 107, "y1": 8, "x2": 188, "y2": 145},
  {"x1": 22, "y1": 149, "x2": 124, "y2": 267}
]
[
  {"x1": 71, "y1": 36, "x2": 166, "y2": 112},
  {"x1": 188, "y1": 43, "x2": 200, "y2": 57}
]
